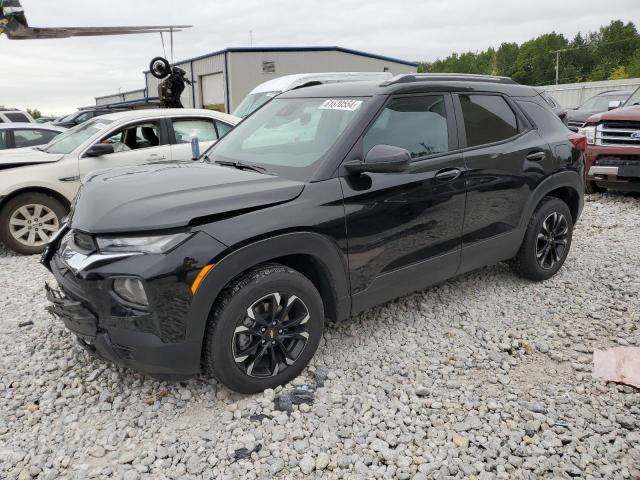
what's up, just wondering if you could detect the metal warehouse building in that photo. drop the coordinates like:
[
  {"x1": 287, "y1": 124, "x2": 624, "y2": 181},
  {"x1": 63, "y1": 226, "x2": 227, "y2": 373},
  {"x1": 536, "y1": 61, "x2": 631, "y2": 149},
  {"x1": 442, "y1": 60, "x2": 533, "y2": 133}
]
[{"x1": 95, "y1": 46, "x2": 418, "y2": 113}]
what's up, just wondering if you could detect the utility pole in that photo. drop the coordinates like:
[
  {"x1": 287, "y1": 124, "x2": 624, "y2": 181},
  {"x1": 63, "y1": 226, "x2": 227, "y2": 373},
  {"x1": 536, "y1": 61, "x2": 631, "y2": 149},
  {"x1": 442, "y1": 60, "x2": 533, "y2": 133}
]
[
  {"x1": 555, "y1": 50, "x2": 560, "y2": 85},
  {"x1": 249, "y1": 30, "x2": 253, "y2": 47}
]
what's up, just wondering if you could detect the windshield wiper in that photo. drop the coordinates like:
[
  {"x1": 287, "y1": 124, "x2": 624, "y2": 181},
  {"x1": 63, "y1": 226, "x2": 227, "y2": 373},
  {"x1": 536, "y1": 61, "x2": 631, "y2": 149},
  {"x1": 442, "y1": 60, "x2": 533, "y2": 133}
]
[{"x1": 213, "y1": 159, "x2": 272, "y2": 175}]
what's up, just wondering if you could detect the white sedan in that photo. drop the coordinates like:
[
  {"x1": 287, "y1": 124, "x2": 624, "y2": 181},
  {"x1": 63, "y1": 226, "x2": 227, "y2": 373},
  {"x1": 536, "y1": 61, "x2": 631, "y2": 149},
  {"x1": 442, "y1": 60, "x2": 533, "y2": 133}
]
[
  {"x1": 0, "y1": 109, "x2": 239, "y2": 254},
  {"x1": 0, "y1": 123, "x2": 65, "y2": 150}
]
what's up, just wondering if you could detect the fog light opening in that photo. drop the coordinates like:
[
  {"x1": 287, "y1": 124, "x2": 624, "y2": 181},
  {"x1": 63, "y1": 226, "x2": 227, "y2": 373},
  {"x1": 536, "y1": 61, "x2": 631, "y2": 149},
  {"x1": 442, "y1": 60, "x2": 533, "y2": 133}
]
[{"x1": 113, "y1": 278, "x2": 149, "y2": 306}]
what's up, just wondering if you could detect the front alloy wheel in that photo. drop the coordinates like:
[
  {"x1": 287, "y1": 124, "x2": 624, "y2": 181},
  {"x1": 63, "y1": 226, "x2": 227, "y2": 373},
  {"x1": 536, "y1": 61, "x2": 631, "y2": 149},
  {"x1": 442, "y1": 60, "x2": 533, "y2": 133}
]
[
  {"x1": 9, "y1": 204, "x2": 60, "y2": 248},
  {"x1": 203, "y1": 263, "x2": 324, "y2": 393},
  {"x1": 0, "y1": 192, "x2": 67, "y2": 255},
  {"x1": 233, "y1": 293, "x2": 311, "y2": 378}
]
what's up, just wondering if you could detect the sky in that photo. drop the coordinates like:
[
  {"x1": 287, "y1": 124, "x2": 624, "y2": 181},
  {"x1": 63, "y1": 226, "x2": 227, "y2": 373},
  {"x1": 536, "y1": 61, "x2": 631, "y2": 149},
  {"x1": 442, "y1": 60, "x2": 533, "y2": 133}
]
[{"x1": 1, "y1": 0, "x2": 639, "y2": 115}]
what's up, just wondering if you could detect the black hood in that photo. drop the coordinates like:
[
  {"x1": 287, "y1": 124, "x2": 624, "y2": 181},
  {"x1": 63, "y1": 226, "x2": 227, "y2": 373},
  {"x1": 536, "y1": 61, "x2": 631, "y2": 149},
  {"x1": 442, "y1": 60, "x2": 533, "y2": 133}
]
[{"x1": 70, "y1": 162, "x2": 305, "y2": 234}]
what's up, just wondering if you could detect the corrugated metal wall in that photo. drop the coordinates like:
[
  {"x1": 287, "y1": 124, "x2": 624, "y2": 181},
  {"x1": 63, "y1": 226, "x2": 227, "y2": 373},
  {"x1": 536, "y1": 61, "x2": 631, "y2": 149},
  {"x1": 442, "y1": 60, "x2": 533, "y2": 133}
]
[
  {"x1": 539, "y1": 78, "x2": 640, "y2": 109},
  {"x1": 227, "y1": 51, "x2": 417, "y2": 112},
  {"x1": 95, "y1": 89, "x2": 147, "y2": 106}
]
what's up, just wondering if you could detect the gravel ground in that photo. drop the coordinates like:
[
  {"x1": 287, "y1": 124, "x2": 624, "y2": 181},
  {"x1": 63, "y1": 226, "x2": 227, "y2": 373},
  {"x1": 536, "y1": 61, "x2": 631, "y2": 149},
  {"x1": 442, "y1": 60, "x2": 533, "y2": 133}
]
[{"x1": 1, "y1": 193, "x2": 639, "y2": 480}]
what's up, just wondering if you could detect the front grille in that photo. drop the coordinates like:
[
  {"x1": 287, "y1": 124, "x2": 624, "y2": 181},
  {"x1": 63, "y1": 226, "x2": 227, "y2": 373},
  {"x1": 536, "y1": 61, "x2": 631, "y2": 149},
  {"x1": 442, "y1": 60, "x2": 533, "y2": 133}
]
[
  {"x1": 597, "y1": 121, "x2": 640, "y2": 147},
  {"x1": 567, "y1": 121, "x2": 585, "y2": 132},
  {"x1": 594, "y1": 155, "x2": 640, "y2": 167}
]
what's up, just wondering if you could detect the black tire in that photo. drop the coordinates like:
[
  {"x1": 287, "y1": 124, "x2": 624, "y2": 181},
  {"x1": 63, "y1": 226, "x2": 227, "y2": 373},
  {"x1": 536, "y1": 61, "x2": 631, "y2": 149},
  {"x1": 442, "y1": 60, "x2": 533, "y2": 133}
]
[
  {"x1": 0, "y1": 192, "x2": 67, "y2": 255},
  {"x1": 150, "y1": 56, "x2": 171, "y2": 79},
  {"x1": 585, "y1": 181, "x2": 605, "y2": 194},
  {"x1": 203, "y1": 263, "x2": 325, "y2": 394},
  {"x1": 512, "y1": 197, "x2": 573, "y2": 282}
]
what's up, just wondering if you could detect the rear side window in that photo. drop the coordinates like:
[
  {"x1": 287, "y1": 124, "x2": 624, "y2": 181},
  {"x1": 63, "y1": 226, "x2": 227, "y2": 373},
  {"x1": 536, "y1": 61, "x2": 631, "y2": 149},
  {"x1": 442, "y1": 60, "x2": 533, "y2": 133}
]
[
  {"x1": 173, "y1": 118, "x2": 218, "y2": 143},
  {"x1": 6, "y1": 113, "x2": 30, "y2": 122},
  {"x1": 0, "y1": 131, "x2": 7, "y2": 148},
  {"x1": 13, "y1": 129, "x2": 59, "y2": 148},
  {"x1": 459, "y1": 94, "x2": 518, "y2": 147},
  {"x1": 363, "y1": 95, "x2": 449, "y2": 159}
]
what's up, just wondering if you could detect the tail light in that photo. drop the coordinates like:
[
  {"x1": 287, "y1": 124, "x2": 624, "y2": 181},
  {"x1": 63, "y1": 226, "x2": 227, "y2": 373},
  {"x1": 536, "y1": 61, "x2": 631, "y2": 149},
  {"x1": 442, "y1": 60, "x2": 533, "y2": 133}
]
[{"x1": 568, "y1": 133, "x2": 587, "y2": 153}]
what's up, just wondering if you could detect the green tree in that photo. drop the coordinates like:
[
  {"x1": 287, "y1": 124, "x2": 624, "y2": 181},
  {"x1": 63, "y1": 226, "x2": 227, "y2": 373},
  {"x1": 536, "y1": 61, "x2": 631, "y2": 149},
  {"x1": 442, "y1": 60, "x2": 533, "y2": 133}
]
[
  {"x1": 495, "y1": 42, "x2": 519, "y2": 78},
  {"x1": 590, "y1": 20, "x2": 640, "y2": 80},
  {"x1": 609, "y1": 66, "x2": 628, "y2": 79},
  {"x1": 26, "y1": 108, "x2": 41, "y2": 120},
  {"x1": 512, "y1": 33, "x2": 569, "y2": 85},
  {"x1": 627, "y1": 48, "x2": 640, "y2": 77}
]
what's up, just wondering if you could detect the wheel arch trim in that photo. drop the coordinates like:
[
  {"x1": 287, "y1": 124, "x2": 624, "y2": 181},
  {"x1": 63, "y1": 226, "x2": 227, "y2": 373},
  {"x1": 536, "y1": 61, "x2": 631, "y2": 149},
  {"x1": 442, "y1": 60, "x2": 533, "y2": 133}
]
[{"x1": 186, "y1": 231, "x2": 350, "y2": 355}]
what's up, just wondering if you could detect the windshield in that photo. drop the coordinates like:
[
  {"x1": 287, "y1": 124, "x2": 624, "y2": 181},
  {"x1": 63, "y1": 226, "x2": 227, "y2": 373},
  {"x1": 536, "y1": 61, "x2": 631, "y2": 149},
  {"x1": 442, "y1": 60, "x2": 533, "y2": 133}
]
[
  {"x1": 43, "y1": 118, "x2": 113, "y2": 155},
  {"x1": 57, "y1": 112, "x2": 79, "y2": 123},
  {"x1": 208, "y1": 97, "x2": 367, "y2": 179},
  {"x1": 625, "y1": 87, "x2": 640, "y2": 107},
  {"x1": 232, "y1": 91, "x2": 281, "y2": 118},
  {"x1": 580, "y1": 93, "x2": 630, "y2": 111}
]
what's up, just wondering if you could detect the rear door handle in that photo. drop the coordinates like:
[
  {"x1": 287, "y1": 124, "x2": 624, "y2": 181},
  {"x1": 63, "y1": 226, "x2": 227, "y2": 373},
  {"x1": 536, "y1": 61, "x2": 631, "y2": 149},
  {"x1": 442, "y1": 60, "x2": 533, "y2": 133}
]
[
  {"x1": 434, "y1": 168, "x2": 462, "y2": 182},
  {"x1": 526, "y1": 151, "x2": 546, "y2": 161}
]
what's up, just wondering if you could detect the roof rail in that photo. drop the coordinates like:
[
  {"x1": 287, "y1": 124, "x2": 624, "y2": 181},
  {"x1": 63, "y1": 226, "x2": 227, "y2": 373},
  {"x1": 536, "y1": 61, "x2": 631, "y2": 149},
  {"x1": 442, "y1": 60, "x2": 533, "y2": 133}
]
[{"x1": 380, "y1": 73, "x2": 518, "y2": 87}]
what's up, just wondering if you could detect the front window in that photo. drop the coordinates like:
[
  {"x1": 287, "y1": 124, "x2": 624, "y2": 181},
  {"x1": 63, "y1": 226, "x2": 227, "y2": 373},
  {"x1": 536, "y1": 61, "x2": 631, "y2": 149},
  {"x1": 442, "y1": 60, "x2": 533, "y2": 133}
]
[
  {"x1": 581, "y1": 93, "x2": 630, "y2": 111},
  {"x1": 209, "y1": 97, "x2": 367, "y2": 179},
  {"x1": 232, "y1": 91, "x2": 280, "y2": 118},
  {"x1": 363, "y1": 95, "x2": 449, "y2": 159},
  {"x1": 624, "y1": 87, "x2": 640, "y2": 107},
  {"x1": 43, "y1": 119, "x2": 113, "y2": 155}
]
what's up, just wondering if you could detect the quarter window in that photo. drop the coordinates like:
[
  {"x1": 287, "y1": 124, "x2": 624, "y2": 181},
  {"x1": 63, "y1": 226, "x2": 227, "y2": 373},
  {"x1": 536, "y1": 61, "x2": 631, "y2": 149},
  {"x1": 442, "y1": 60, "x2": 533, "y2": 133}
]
[
  {"x1": 459, "y1": 94, "x2": 519, "y2": 147},
  {"x1": 13, "y1": 129, "x2": 59, "y2": 148},
  {"x1": 173, "y1": 118, "x2": 218, "y2": 143},
  {"x1": 215, "y1": 121, "x2": 233, "y2": 138},
  {"x1": 100, "y1": 121, "x2": 162, "y2": 153},
  {"x1": 363, "y1": 95, "x2": 449, "y2": 159},
  {"x1": 0, "y1": 131, "x2": 7, "y2": 149}
]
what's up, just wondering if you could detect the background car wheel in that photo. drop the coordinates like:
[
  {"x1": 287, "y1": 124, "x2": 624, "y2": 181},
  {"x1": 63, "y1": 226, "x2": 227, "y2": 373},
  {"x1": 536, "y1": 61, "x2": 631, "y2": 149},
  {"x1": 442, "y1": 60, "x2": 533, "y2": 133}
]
[
  {"x1": 203, "y1": 263, "x2": 325, "y2": 394},
  {"x1": 585, "y1": 181, "x2": 606, "y2": 194},
  {"x1": 512, "y1": 197, "x2": 573, "y2": 282},
  {"x1": 0, "y1": 192, "x2": 67, "y2": 255}
]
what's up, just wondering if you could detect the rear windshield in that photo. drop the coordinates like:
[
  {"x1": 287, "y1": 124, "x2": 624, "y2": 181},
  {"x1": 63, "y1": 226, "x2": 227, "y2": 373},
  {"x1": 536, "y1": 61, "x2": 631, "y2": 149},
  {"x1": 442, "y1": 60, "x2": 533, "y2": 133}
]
[{"x1": 232, "y1": 91, "x2": 280, "y2": 118}]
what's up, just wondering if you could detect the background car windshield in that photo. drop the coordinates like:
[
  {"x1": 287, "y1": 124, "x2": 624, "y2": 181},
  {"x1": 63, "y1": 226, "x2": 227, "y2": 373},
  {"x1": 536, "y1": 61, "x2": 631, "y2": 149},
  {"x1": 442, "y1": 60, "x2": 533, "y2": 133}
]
[
  {"x1": 580, "y1": 93, "x2": 629, "y2": 111},
  {"x1": 624, "y1": 87, "x2": 640, "y2": 106},
  {"x1": 232, "y1": 91, "x2": 280, "y2": 118},
  {"x1": 212, "y1": 97, "x2": 366, "y2": 177},
  {"x1": 44, "y1": 119, "x2": 113, "y2": 154}
]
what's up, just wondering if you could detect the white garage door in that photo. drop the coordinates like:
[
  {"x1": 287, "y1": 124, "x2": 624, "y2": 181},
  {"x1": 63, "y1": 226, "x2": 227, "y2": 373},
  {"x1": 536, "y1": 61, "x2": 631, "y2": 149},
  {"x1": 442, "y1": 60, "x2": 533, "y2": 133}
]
[{"x1": 201, "y1": 73, "x2": 225, "y2": 111}]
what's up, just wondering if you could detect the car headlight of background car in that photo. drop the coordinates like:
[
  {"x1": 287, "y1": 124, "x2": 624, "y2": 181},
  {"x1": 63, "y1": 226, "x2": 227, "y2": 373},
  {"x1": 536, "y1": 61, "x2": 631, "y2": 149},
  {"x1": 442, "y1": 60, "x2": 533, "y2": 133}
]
[
  {"x1": 96, "y1": 232, "x2": 192, "y2": 254},
  {"x1": 579, "y1": 126, "x2": 596, "y2": 145}
]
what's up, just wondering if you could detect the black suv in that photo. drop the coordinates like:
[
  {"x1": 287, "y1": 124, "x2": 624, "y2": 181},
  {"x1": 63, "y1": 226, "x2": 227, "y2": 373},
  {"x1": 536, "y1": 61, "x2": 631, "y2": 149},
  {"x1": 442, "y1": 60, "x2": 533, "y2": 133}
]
[
  {"x1": 43, "y1": 74, "x2": 585, "y2": 393},
  {"x1": 52, "y1": 107, "x2": 132, "y2": 128}
]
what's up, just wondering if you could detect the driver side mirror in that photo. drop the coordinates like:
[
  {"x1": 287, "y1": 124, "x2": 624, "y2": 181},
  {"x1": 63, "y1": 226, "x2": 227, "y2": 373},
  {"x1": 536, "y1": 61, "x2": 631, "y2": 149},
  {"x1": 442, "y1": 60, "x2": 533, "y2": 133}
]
[
  {"x1": 344, "y1": 145, "x2": 411, "y2": 174},
  {"x1": 84, "y1": 143, "x2": 115, "y2": 157},
  {"x1": 608, "y1": 100, "x2": 623, "y2": 110}
]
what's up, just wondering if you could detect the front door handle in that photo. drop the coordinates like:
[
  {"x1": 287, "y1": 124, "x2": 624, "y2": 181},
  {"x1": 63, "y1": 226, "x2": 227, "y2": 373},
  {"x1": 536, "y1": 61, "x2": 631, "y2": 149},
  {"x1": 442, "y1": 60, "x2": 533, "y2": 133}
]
[
  {"x1": 434, "y1": 168, "x2": 462, "y2": 182},
  {"x1": 148, "y1": 154, "x2": 167, "y2": 161},
  {"x1": 526, "y1": 151, "x2": 546, "y2": 161}
]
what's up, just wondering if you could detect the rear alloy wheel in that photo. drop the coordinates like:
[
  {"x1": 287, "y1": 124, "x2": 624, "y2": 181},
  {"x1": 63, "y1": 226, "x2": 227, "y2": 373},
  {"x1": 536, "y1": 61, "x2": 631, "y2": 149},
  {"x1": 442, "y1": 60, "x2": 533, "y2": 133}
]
[
  {"x1": 203, "y1": 263, "x2": 324, "y2": 393},
  {"x1": 0, "y1": 192, "x2": 67, "y2": 255},
  {"x1": 535, "y1": 212, "x2": 569, "y2": 270},
  {"x1": 513, "y1": 197, "x2": 573, "y2": 281}
]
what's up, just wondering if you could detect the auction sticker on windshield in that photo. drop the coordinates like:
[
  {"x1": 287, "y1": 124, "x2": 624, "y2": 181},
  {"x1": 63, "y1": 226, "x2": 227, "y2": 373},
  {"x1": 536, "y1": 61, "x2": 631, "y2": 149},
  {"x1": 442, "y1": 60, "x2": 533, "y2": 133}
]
[{"x1": 319, "y1": 99, "x2": 363, "y2": 111}]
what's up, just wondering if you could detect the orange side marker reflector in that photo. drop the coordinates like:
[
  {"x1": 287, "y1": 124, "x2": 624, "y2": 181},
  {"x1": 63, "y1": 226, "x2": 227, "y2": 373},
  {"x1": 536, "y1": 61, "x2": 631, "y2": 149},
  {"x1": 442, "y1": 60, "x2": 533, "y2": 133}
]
[{"x1": 191, "y1": 264, "x2": 215, "y2": 295}]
